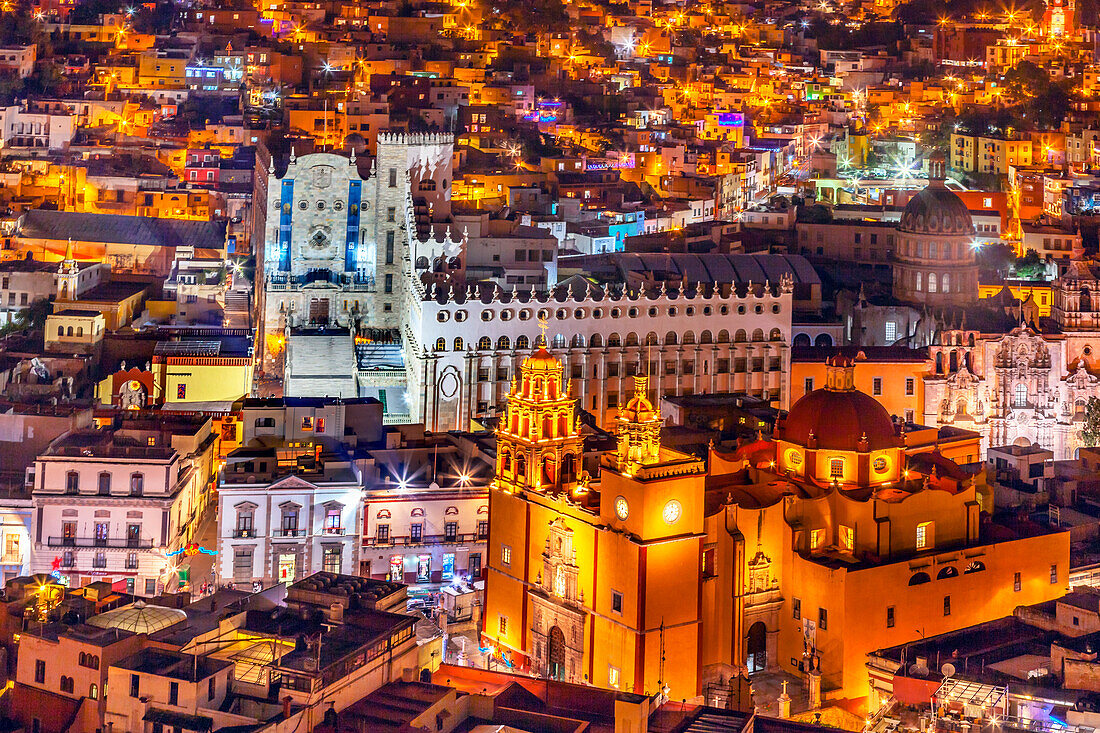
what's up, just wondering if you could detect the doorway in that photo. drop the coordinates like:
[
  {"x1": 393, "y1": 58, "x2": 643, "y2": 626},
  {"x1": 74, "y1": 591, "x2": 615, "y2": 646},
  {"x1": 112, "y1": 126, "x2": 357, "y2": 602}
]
[
  {"x1": 278, "y1": 553, "x2": 296, "y2": 583},
  {"x1": 747, "y1": 621, "x2": 767, "y2": 673},
  {"x1": 548, "y1": 626, "x2": 566, "y2": 680}
]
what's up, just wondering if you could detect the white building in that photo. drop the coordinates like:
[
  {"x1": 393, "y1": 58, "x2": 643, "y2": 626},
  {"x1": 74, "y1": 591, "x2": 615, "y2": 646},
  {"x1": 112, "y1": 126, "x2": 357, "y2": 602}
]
[
  {"x1": 30, "y1": 415, "x2": 215, "y2": 595},
  {"x1": 217, "y1": 398, "x2": 383, "y2": 587},
  {"x1": 0, "y1": 105, "x2": 74, "y2": 150},
  {"x1": 403, "y1": 270, "x2": 797, "y2": 432},
  {"x1": 361, "y1": 431, "x2": 490, "y2": 584}
]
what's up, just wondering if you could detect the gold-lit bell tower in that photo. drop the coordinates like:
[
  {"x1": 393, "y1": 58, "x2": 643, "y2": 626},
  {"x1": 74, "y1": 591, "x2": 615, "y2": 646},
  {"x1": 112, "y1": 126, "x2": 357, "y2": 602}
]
[
  {"x1": 616, "y1": 373, "x2": 662, "y2": 472},
  {"x1": 495, "y1": 329, "x2": 583, "y2": 495}
]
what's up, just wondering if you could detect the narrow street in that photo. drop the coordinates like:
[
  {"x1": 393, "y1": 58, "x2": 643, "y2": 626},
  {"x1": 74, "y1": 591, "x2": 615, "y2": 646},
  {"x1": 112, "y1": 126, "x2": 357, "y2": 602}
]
[{"x1": 172, "y1": 493, "x2": 220, "y2": 595}]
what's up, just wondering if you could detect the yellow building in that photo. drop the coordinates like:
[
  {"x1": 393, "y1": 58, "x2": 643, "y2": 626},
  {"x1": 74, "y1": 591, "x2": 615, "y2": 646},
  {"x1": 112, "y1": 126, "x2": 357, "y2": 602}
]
[
  {"x1": 977, "y1": 281, "x2": 1053, "y2": 316},
  {"x1": 484, "y1": 350, "x2": 1070, "y2": 708},
  {"x1": 791, "y1": 347, "x2": 926, "y2": 422}
]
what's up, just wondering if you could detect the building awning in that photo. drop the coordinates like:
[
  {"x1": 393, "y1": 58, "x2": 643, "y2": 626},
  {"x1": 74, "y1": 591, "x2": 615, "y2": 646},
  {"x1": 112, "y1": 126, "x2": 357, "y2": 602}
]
[
  {"x1": 143, "y1": 708, "x2": 214, "y2": 732},
  {"x1": 933, "y1": 678, "x2": 1008, "y2": 713}
]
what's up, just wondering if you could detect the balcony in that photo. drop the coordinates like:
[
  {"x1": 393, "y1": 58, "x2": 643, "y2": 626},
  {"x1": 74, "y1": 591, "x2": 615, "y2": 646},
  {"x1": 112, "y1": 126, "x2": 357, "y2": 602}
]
[
  {"x1": 362, "y1": 532, "x2": 485, "y2": 547},
  {"x1": 322, "y1": 526, "x2": 345, "y2": 536},
  {"x1": 272, "y1": 528, "x2": 306, "y2": 538},
  {"x1": 233, "y1": 528, "x2": 256, "y2": 539},
  {"x1": 47, "y1": 536, "x2": 154, "y2": 549}
]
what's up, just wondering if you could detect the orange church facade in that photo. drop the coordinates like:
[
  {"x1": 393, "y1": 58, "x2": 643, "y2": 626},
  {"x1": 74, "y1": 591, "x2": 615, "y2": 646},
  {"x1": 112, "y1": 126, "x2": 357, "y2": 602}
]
[{"x1": 483, "y1": 349, "x2": 1070, "y2": 707}]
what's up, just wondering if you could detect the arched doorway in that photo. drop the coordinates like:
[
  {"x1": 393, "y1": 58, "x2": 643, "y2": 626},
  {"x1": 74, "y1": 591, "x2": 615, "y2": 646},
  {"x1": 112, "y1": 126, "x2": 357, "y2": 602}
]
[
  {"x1": 746, "y1": 621, "x2": 767, "y2": 673},
  {"x1": 548, "y1": 626, "x2": 566, "y2": 680}
]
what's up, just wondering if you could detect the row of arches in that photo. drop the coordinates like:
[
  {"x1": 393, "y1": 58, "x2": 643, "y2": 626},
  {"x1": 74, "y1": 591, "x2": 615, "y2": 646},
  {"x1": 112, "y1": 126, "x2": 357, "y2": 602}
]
[
  {"x1": 908, "y1": 560, "x2": 985, "y2": 585},
  {"x1": 57, "y1": 325, "x2": 85, "y2": 337},
  {"x1": 433, "y1": 329, "x2": 786, "y2": 352},
  {"x1": 501, "y1": 448, "x2": 578, "y2": 486},
  {"x1": 792, "y1": 333, "x2": 835, "y2": 347}
]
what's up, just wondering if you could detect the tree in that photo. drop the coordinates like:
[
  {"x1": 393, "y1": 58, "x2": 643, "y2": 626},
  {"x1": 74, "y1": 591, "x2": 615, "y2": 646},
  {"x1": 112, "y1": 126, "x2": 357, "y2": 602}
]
[{"x1": 1081, "y1": 397, "x2": 1100, "y2": 447}]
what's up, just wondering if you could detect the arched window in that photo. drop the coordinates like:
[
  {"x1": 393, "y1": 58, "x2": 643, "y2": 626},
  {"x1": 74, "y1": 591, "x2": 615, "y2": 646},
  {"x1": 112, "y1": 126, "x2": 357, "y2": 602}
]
[
  {"x1": 1014, "y1": 383, "x2": 1028, "y2": 408},
  {"x1": 683, "y1": 331, "x2": 695, "y2": 345},
  {"x1": 829, "y1": 457, "x2": 844, "y2": 479},
  {"x1": 942, "y1": 273, "x2": 950, "y2": 292},
  {"x1": 814, "y1": 333, "x2": 833, "y2": 347},
  {"x1": 434, "y1": 337, "x2": 446, "y2": 351},
  {"x1": 770, "y1": 328, "x2": 783, "y2": 341},
  {"x1": 1083, "y1": 288, "x2": 1092, "y2": 312},
  {"x1": 793, "y1": 333, "x2": 811, "y2": 347},
  {"x1": 964, "y1": 560, "x2": 986, "y2": 574},
  {"x1": 66, "y1": 326, "x2": 73, "y2": 336},
  {"x1": 700, "y1": 330, "x2": 713, "y2": 344},
  {"x1": 590, "y1": 334, "x2": 604, "y2": 348},
  {"x1": 453, "y1": 337, "x2": 464, "y2": 351},
  {"x1": 664, "y1": 331, "x2": 678, "y2": 345},
  {"x1": 76, "y1": 326, "x2": 83, "y2": 337},
  {"x1": 625, "y1": 332, "x2": 639, "y2": 346},
  {"x1": 928, "y1": 242, "x2": 937, "y2": 258},
  {"x1": 935, "y1": 352, "x2": 944, "y2": 373},
  {"x1": 89, "y1": 684, "x2": 98, "y2": 699},
  {"x1": 751, "y1": 329, "x2": 764, "y2": 342},
  {"x1": 477, "y1": 336, "x2": 492, "y2": 350},
  {"x1": 916, "y1": 271, "x2": 922, "y2": 291},
  {"x1": 570, "y1": 334, "x2": 585, "y2": 348},
  {"x1": 607, "y1": 333, "x2": 620, "y2": 347},
  {"x1": 928, "y1": 273, "x2": 938, "y2": 293},
  {"x1": 908, "y1": 572, "x2": 931, "y2": 586},
  {"x1": 376, "y1": 509, "x2": 391, "y2": 519},
  {"x1": 516, "y1": 335, "x2": 530, "y2": 349},
  {"x1": 644, "y1": 332, "x2": 658, "y2": 346},
  {"x1": 561, "y1": 453, "x2": 576, "y2": 483},
  {"x1": 553, "y1": 334, "x2": 566, "y2": 348},
  {"x1": 57, "y1": 325, "x2": 63, "y2": 336},
  {"x1": 418, "y1": 179, "x2": 437, "y2": 191},
  {"x1": 501, "y1": 450, "x2": 512, "y2": 473},
  {"x1": 79, "y1": 652, "x2": 87, "y2": 666},
  {"x1": 937, "y1": 566, "x2": 959, "y2": 579},
  {"x1": 497, "y1": 335, "x2": 511, "y2": 349},
  {"x1": 516, "y1": 455, "x2": 527, "y2": 479}
]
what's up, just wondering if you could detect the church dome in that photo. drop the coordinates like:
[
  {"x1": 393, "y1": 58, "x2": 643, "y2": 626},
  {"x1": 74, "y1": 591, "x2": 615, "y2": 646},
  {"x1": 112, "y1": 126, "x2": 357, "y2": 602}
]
[
  {"x1": 523, "y1": 346, "x2": 560, "y2": 372},
  {"x1": 898, "y1": 180, "x2": 974, "y2": 236},
  {"x1": 620, "y1": 375, "x2": 658, "y2": 422},
  {"x1": 775, "y1": 356, "x2": 899, "y2": 452}
]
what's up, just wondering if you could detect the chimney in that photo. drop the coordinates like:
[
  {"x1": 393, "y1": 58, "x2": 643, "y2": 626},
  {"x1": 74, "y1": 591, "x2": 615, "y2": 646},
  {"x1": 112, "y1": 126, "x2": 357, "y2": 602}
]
[{"x1": 282, "y1": 695, "x2": 292, "y2": 719}]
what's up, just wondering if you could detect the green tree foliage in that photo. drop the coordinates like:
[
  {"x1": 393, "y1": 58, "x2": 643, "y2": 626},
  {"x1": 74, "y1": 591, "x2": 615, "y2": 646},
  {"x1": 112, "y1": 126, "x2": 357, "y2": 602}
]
[{"x1": 1081, "y1": 397, "x2": 1100, "y2": 447}]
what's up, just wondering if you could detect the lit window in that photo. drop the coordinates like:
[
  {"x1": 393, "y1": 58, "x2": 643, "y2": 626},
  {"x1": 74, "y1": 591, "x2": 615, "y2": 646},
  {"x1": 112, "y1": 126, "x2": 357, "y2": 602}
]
[
  {"x1": 810, "y1": 529, "x2": 823, "y2": 550},
  {"x1": 608, "y1": 666, "x2": 620, "y2": 689},
  {"x1": 916, "y1": 521, "x2": 933, "y2": 550},
  {"x1": 499, "y1": 615, "x2": 507, "y2": 635},
  {"x1": 839, "y1": 525, "x2": 854, "y2": 551},
  {"x1": 501, "y1": 545, "x2": 511, "y2": 566},
  {"x1": 829, "y1": 458, "x2": 844, "y2": 480},
  {"x1": 1014, "y1": 383, "x2": 1027, "y2": 408}
]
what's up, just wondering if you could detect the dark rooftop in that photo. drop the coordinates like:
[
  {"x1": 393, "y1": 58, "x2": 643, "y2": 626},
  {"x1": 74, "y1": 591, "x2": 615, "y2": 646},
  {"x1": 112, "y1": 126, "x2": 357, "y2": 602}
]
[{"x1": 19, "y1": 210, "x2": 227, "y2": 250}]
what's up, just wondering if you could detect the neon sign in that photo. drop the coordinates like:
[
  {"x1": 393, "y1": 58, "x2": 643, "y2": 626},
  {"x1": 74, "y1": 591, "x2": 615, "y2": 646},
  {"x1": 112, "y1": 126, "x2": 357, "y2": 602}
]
[{"x1": 166, "y1": 543, "x2": 217, "y2": 558}]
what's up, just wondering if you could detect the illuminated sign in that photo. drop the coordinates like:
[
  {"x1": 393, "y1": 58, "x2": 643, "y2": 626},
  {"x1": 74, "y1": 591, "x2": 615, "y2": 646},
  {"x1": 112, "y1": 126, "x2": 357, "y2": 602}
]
[
  {"x1": 717, "y1": 113, "x2": 744, "y2": 126},
  {"x1": 166, "y1": 543, "x2": 217, "y2": 558}
]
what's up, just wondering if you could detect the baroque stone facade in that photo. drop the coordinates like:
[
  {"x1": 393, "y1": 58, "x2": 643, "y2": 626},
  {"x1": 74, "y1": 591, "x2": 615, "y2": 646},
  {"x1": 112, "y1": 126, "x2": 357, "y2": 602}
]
[{"x1": 923, "y1": 325, "x2": 1100, "y2": 459}]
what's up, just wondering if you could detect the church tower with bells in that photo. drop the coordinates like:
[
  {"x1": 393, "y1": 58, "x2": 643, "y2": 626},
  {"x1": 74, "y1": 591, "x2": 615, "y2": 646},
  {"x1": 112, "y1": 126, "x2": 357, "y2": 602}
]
[{"x1": 494, "y1": 322, "x2": 584, "y2": 496}]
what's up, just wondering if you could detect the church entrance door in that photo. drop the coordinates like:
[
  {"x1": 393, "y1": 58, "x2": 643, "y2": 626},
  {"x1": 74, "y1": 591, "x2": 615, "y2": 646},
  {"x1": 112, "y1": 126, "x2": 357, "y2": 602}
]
[
  {"x1": 309, "y1": 298, "x2": 329, "y2": 325},
  {"x1": 548, "y1": 626, "x2": 566, "y2": 680},
  {"x1": 747, "y1": 621, "x2": 767, "y2": 673}
]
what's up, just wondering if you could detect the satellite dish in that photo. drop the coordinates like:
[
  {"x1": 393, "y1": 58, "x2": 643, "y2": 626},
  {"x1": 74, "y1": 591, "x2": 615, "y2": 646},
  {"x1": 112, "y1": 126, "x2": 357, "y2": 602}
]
[
  {"x1": 942, "y1": 663, "x2": 956, "y2": 678},
  {"x1": 908, "y1": 664, "x2": 928, "y2": 678}
]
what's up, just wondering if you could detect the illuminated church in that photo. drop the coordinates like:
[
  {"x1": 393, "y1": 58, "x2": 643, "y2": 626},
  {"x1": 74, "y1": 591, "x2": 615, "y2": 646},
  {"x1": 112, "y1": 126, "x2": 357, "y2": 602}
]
[{"x1": 483, "y1": 348, "x2": 1070, "y2": 707}]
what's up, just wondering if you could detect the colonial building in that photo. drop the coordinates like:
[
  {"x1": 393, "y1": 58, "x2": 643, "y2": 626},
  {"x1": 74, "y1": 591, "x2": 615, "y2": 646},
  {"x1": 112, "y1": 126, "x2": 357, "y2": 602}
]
[
  {"x1": 406, "y1": 271, "x2": 797, "y2": 432},
  {"x1": 361, "y1": 430, "x2": 491, "y2": 584},
  {"x1": 923, "y1": 321, "x2": 1100, "y2": 460},
  {"x1": 484, "y1": 348, "x2": 1069, "y2": 702},
  {"x1": 261, "y1": 135, "x2": 457, "y2": 339},
  {"x1": 31, "y1": 415, "x2": 215, "y2": 595},
  {"x1": 216, "y1": 398, "x2": 382, "y2": 587}
]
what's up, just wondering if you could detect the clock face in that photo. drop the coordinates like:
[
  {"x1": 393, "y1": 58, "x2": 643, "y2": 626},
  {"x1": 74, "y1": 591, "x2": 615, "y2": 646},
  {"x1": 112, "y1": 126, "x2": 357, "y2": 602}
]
[
  {"x1": 662, "y1": 500, "x2": 682, "y2": 525},
  {"x1": 615, "y1": 496, "x2": 629, "y2": 521}
]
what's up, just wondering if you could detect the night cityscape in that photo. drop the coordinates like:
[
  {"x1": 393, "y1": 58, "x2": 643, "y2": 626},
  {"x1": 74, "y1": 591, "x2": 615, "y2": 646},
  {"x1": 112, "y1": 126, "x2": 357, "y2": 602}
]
[{"x1": 0, "y1": 0, "x2": 1091, "y2": 729}]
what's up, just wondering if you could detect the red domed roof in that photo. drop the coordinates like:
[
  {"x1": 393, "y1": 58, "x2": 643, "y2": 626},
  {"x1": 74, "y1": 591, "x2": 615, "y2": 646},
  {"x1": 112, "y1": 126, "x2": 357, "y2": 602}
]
[{"x1": 776, "y1": 388, "x2": 899, "y2": 452}]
